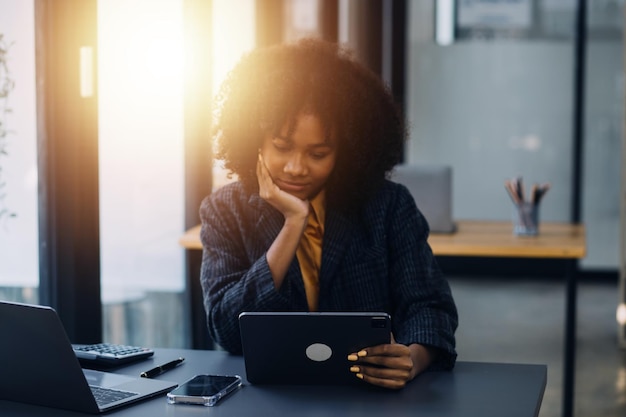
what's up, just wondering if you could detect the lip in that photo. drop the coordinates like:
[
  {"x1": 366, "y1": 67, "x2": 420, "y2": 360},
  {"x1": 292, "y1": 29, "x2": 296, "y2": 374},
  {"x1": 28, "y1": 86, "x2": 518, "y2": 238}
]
[{"x1": 276, "y1": 179, "x2": 310, "y2": 193}]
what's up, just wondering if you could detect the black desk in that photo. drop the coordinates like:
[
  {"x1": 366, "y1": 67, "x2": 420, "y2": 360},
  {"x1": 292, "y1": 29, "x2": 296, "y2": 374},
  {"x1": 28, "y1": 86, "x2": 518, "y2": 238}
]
[
  {"x1": 1, "y1": 348, "x2": 546, "y2": 417},
  {"x1": 181, "y1": 220, "x2": 586, "y2": 417}
]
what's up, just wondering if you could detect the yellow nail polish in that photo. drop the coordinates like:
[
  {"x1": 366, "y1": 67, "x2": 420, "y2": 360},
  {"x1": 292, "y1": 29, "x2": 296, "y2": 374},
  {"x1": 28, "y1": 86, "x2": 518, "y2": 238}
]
[
  {"x1": 357, "y1": 350, "x2": 367, "y2": 357},
  {"x1": 347, "y1": 354, "x2": 358, "y2": 361},
  {"x1": 350, "y1": 366, "x2": 359, "y2": 373},
  {"x1": 356, "y1": 373, "x2": 364, "y2": 380}
]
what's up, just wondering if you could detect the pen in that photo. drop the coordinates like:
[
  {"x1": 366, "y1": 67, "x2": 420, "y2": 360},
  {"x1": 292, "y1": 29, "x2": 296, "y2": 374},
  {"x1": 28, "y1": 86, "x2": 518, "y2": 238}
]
[
  {"x1": 504, "y1": 180, "x2": 522, "y2": 205},
  {"x1": 140, "y1": 357, "x2": 185, "y2": 378},
  {"x1": 530, "y1": 183, "x2": 539, "y2": 205}
]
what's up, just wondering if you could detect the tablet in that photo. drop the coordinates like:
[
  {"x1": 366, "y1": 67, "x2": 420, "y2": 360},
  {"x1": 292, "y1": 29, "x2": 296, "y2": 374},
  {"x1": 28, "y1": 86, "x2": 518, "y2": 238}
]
[{"x1": 238, "y1": 312, "x2": 391, "y2": 385}]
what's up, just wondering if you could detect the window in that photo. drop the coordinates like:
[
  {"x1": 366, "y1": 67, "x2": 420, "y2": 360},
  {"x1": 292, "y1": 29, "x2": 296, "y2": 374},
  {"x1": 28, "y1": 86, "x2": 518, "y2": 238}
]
[
  {"x1": 98, "y1": 0, "x2": 256, "y2": 348},
  {"x1": 0, "y1": 0, "x2": 38, "y2": 305},
  {"x1": 408, "y1": 1, "x2": 623, "y2": 272},
  {"x1": 98, "y1": 0, "x2": 186, "y2": 347}
]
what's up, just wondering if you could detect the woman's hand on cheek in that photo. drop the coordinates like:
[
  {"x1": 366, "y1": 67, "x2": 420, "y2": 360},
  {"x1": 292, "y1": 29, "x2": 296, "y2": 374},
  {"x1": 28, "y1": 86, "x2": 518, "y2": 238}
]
[{"x1": 257, "y1": 153, "x2": 309, "y2": 221}]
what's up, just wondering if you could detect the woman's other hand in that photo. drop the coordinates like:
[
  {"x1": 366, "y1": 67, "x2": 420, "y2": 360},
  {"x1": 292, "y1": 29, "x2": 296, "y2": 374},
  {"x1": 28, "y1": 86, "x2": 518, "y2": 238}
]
[{"x1": 347, "y1": 341, "x2": 434, "y2": 389}]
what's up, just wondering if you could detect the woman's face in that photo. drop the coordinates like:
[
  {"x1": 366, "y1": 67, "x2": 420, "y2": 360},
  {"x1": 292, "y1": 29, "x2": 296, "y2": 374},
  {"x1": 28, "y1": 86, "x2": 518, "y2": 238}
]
[{"x1": 260, "y1": 113, "x2": 337, "y2": 201}]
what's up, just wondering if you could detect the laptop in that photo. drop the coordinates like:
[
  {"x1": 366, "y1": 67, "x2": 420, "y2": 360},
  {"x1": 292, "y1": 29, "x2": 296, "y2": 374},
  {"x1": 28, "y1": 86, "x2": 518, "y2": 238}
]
[
  {"x1": 0, "y1": 301, "x2": 177, "y2": 414},
  {"x1": 238, "y1": 312, "x2": 391, "y2": 385},
  {"x1": 391, "y1": 164, "x2": 456, "y2": 233}
]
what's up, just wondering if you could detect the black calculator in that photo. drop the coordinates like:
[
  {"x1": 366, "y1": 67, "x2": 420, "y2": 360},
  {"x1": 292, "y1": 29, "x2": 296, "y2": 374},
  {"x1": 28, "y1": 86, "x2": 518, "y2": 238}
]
[{"x1": 72, "y1": 343, "x2": 154, "y2": 367}]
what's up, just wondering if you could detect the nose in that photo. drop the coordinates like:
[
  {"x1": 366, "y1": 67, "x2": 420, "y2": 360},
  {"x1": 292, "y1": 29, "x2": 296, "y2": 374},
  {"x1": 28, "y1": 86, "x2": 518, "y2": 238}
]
[{"x1": 283, "y1": 153, "x2": 307, "y2": 176}]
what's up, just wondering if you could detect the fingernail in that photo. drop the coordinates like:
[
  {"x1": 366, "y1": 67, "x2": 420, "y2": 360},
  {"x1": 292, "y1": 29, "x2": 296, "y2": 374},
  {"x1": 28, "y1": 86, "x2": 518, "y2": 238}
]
[
  {"x1": 347, "y1": 354, "x2": 358, "y2": 361},
  {"x1": 356, "y1": 373, "x2": 364, "y2": 380},
  {"x1": 357, "y1": 350, "x2": 367, "y2": 357},
  {"x1": 350, "y1": 366, "x2": 359, "y2": 373}
]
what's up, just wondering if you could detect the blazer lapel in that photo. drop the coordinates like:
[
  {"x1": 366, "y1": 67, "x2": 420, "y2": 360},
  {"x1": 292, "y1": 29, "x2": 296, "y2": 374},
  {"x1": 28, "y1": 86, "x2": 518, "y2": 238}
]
[{"x1": 320, "y1": 209, "x2": 354, "y2": 293}]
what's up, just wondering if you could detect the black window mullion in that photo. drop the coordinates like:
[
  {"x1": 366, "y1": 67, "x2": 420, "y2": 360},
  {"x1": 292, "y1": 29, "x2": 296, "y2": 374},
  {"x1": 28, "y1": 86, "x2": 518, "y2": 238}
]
[
  {"x1": 183, "y1": 0, "x2": 214, "y2": 349},
  {"x1": 35, "y1": 0, "x2": 101, "y2": 344}
]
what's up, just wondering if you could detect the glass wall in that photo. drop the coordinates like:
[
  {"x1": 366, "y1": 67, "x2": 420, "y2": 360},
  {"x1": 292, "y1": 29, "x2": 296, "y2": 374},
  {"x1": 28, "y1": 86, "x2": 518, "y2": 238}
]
[
  {"x1": 98, "y1": 0, "x2": 187, "y2": 347},
  {"x1": 0, "y1": 0, "x2": 39, "y2": 304},
  {"x1": 406, "y1": 0, "x2": 623, "y2": 271},
  {"x1": 582, "y1": 1, "x2": 623, "y2": 270},
  {"x1": 98, "y1": 0, "x2": 256, "y2": 348}
]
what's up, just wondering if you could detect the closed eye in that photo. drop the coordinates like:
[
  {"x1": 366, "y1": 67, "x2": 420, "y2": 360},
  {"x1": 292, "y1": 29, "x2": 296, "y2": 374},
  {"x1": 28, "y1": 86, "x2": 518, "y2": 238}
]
[
  {"x1": 310, "y1": 152, "x2": 330, "y2": 160},
  {"x1": 272, "y1": 138, "x2": 291, "y2": 152}
]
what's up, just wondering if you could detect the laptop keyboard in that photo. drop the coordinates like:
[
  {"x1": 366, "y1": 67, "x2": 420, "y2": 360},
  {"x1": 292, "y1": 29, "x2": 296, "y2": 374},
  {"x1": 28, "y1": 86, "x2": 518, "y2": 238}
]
[{"x1": 90, "y1": 385, "x2": 137, "y2": 407}]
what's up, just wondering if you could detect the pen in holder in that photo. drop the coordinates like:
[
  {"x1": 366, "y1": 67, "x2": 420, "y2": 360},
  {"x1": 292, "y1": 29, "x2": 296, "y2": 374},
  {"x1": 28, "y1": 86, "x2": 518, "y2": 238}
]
[{"x1": 505, "y1": 177, "x2": 550, "y2": 237}]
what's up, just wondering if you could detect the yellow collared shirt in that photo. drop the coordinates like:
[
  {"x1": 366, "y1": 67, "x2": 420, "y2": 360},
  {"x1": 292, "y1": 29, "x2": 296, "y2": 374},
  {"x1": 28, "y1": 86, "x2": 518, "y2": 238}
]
[{"x1": 296, "y1": 192, "x2": 325, "y2": 311}]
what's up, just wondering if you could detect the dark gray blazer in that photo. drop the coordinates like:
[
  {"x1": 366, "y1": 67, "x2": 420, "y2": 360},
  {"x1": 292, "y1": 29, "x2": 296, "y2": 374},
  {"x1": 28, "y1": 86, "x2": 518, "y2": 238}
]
[{"x1": 200, "y1": 180, "x2": 458, "y2": 370}]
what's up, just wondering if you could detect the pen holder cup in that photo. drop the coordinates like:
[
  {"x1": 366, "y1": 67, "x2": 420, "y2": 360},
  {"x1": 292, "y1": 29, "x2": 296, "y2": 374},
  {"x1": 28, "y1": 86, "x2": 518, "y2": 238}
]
[{"x1": 513, "y1": 203, "x2": 539, "y2": 236}]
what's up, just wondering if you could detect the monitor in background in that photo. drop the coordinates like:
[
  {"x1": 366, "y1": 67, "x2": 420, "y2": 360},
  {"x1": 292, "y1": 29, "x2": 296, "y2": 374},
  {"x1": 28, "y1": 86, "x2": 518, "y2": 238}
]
[{"x1": 391, "y1": 164, "x2": 456, "y2": 234}]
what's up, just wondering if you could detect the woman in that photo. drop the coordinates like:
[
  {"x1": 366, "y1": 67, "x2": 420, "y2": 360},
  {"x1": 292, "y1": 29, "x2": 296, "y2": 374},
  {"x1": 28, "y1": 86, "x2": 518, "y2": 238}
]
[{"x1": 200, "y1": 38, "x2": 457, "y2": 389}]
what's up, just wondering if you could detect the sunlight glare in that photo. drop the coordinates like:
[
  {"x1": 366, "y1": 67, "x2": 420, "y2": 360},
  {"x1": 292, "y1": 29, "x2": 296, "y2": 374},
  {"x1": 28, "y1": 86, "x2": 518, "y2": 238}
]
[
  {"x1": 124, "y1": 29, "x2": 183, "y2": 98},
  {"x1": 212, "y1": 0, "x2": 256, "y2": 94},
  {"x1": 98, "y1": 0, "x2": 185, "y2": 291}
]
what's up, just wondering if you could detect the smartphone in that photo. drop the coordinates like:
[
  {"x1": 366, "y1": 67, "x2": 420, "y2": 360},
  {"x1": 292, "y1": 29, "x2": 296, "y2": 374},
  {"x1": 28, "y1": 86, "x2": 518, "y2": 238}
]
[{"x1": 166, "y1": 374, "x2": 242, "y2": 406}]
